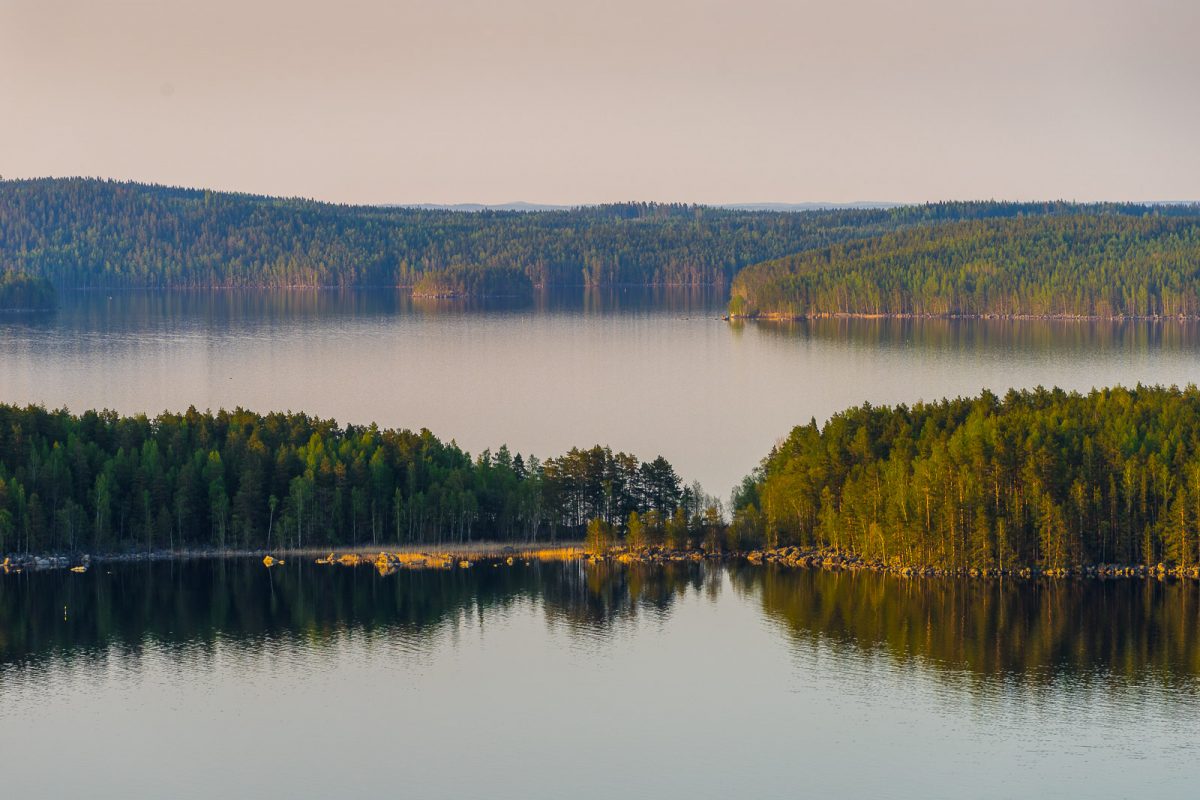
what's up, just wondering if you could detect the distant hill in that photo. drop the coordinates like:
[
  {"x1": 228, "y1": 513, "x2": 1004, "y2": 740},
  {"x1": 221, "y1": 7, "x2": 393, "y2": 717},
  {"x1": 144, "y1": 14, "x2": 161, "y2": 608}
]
[{"x1": 2, "y1": 177, "x2": 1186, "y2": 290}]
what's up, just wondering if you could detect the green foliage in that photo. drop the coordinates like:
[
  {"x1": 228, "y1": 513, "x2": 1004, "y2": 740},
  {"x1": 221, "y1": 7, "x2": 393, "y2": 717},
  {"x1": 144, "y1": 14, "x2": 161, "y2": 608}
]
[
  {"x1": 625, "y1": 511, "x2": 645, "y2": 551},
  {"x1": 0, "y1": 404, "x2": 684, "y2": 554},
  {"x1": 411, "y1": 265, "x2": 532, "y2": 297},
  {"x1": 665, "y1": 507, "x2": 688, "y2": 550},
  {"x1": 731, "y1": 213, "x2": 1200, "y2": 318},
  {"x1": 585, "y1": 517, "x2": 613, "y2": 556},
  {"x1": 0, "y1": 271, "x2": 55, "y2": 310},
  {"x1": 0, "y1": 178, "x2": 1162, "y2": 289},
  {"x1": 737, "y1": 385, "x2": 1200, "y2": 569},
  {"x1": 0, "y1": 177, "x2": 879, "y2": 288}
]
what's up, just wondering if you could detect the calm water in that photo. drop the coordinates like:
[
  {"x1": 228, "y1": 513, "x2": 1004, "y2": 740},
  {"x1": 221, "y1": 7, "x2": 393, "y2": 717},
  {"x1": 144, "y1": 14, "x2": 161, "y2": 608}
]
[
  {"x1": 5, "y1": 288, "x2": 1200, "y2": 495},
  {"x1": 4, "y1": 291, "x2": 1200, "y2": 796},
  {"x1": 0, "y1": 560, "x2": 1197, "y2": 798}
]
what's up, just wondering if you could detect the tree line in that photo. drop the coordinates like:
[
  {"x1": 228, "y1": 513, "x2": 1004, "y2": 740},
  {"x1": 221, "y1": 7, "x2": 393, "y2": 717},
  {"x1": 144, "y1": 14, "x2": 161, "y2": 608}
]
[
  {"x1": 0, "y1": 404, "x2": 706, "y2": 555},
  {"x1": 1, "y1": 178, "x2": 1167, "y2": 290},
  {"x1": 729, "y1": 213, "x2": 1200, "y2": 319},
  {"x1": 411, "y1": 265, "x2": 532, "y2": 297},
  {"x1": 731, "y1": 385, "x2": 1200, "y2": 570}
]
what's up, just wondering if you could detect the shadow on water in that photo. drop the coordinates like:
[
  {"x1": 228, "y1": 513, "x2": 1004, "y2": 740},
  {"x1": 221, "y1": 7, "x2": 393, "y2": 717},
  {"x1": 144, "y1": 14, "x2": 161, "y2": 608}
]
[
  {"x1": 4, "y1": 286, "x2": 727, "y2": 334},
  {"x1": 3, "y1": 560, "x2": 1200, "y2": 692},
  {"x1": 0, "y1": 560, "x2": 708, "y2": 671},
  {"x1": 749, "y1": 316, "x2": 1200, "y2": 357},
  {"x1": 731, "y1": 564, "x2": 1200, "y2": 692}
]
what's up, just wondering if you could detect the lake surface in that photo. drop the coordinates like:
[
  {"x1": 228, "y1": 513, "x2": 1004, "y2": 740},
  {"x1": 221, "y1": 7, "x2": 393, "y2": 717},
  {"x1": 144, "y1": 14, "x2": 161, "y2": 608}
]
[
  {"x1": 5, "y1": 290, "x2": 1200, "y2": 796},
  {"x1": 5, "y1": 288, "x2": 1200, "y2": 496},
  {"x1": 0, "y1": 559, "x2": 1198, "y2": 799}
]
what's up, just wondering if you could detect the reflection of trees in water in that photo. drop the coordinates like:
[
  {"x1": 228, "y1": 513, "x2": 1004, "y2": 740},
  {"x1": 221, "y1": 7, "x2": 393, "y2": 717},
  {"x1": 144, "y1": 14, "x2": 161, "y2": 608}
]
[
  {"x1": 753, "y1": 316, "x2": 1200, "y2": 356},
  {"x1": 538, "y1": 562, "x2": 707, "y2": 636},
  {"x1": 736, "y1": 564, "x2": 1200, "y2": 689},
  {"x1": 4, "y1": 561, "x2": 1199, "y2": 689},
  {"x1": 0, "y1": 560, "x2": 708, "y2": 669},
  {"x1": 44, "y1": 286, "x2": 724, "y2": 336}
]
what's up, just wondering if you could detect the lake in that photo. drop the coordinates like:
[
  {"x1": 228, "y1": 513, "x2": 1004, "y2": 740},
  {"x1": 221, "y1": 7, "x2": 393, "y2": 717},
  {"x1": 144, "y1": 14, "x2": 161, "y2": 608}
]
[
  {"x1": 4, "y1": 289, "x2": 1200, "y2": 797},
  {"x1": 0, "y1": 558, "x2": 1197, "y2": 798},
  {"x1": 4, "y1": 288, "x2": 1200, "y2": 496}
]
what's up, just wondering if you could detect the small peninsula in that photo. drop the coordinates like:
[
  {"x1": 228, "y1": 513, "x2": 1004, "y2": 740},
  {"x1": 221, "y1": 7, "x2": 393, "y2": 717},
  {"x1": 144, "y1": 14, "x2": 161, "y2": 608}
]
[
  {"x1": 729, "y1": 385, "x2": 1200, "y2": 574},
  {"x1": 729, "y1": 214, "x2": 1200, "y2": 320}
]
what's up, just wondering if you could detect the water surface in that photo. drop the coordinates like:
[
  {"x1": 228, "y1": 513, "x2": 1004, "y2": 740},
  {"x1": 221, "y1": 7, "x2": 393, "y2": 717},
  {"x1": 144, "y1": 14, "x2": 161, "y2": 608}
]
[{"x1": 0, "y1": 560, "x2": 1197, "y2": 799}]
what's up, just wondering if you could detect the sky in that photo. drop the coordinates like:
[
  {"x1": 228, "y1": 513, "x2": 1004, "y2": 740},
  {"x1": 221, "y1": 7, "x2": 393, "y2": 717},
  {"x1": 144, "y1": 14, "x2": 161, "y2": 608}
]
[{"x1": 2, "y1": 0, "x2": 1197, "y2": 205}]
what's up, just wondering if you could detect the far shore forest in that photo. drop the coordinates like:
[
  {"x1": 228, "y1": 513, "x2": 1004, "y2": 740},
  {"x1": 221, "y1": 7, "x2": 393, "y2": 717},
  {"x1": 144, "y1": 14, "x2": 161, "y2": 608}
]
[
  {"x1": 729, "y1": 215, "x2": 1200, "y2": 320},
  {"x1": 3, "y1": 179, "x2": 1199, "y2": 322}
]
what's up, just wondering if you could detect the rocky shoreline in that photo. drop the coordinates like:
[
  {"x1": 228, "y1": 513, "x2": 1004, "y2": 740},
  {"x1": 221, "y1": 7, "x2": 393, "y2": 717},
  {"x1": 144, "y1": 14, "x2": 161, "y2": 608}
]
[
  {"x1": 5, "y1": 543, "x2": 1199, "y2": 581},
  {"x1": 746, "y1": 546, "x2": 1200, "y2": 580},
  {"x1": 591, "y1": 545, "x2": 1200, "y2": 580},
  {"x1": 0, "y1": 543, "x2": 582, "y2": 574}
]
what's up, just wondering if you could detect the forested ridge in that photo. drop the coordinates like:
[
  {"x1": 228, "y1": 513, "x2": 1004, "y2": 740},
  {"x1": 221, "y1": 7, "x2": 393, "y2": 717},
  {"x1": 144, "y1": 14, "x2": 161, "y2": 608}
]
[
  {"x1": 731, "y1": 385, "x2": 1200, "y2": 571},
  {"x1": 0, "y1": 404, "x2": 713, "y2": 555},
  {"x1": 0, "y1": 177, "x2": 1160, "y2": 289},
  {"x1": 730, "y1": 213, "x2": 1200, "y2": 319}
]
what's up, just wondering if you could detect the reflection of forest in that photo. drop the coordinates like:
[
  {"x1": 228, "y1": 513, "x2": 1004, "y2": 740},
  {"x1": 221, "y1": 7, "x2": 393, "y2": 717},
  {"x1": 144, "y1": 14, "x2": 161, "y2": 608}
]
[
  {"x1": 0, "y1": 560, "x2": 708, "y2": 669},
  {"x1": 2, "y1": 560, "x2": 1198, "y2": 688},
  {"x1": 37, "y1": 286, "x2": 724, "y2": 336},
  {"x1": 752, "y1": 316, "x2": 1200, "y2": 355},
  {"x1": 738, "y1": 564, "x2": 1200, "y2": 688}
]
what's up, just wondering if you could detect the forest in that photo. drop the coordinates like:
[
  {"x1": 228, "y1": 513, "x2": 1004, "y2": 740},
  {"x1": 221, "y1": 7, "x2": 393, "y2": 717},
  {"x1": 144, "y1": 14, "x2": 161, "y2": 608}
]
[
  {"x1": 730, "y1": 385, "x2": 1200, "y2": 570},
  {"x1": 0, "y1": 404, "x2": 720, "y2": 555},
  {"x1": 729, "y1": 213, "x2": 1200, "y2": 319},
  {"x1": 0, "y1": 271, "x2": 55, "y2": 310},
  {"x1": 0, "y1": 178, "x2": 1173, "y2": 289},
  {"x1": 411, "y1": 265, "x2": 532, "y2": 297}
]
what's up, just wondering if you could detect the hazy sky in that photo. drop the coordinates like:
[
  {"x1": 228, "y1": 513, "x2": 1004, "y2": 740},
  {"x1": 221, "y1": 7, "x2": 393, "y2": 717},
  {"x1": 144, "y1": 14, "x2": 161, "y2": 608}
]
[{"x1": 2, "y1": 0, "x2": 1197, "y2": 205}]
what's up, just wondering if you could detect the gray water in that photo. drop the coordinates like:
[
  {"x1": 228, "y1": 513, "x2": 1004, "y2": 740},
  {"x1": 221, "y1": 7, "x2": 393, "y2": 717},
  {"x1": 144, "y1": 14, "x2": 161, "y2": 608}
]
[
  {"x1": 4, "y1": 288, "x2": 1200, "y2": 495},
  {"x1": 3, "y1": 289, "x2": 1200, "y2": 798},
  {"x1": 0, "y1": 559, "x2": 1197, "y2": 799}
]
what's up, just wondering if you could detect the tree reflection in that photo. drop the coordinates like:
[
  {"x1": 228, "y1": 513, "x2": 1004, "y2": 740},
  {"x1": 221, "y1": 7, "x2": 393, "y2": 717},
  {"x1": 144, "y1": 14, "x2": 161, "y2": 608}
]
[{"x1": 2, "y1": 561, "x2": 1199, "y2": 690}]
